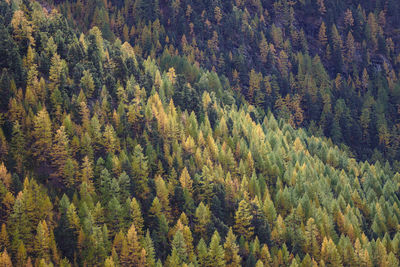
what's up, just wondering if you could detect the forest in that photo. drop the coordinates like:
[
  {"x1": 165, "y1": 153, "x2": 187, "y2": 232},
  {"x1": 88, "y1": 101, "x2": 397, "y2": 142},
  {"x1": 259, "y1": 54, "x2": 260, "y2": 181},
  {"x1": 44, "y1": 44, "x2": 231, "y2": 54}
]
[{"x1": 0, "y1": 0, "x2": 399, "y2": 266}]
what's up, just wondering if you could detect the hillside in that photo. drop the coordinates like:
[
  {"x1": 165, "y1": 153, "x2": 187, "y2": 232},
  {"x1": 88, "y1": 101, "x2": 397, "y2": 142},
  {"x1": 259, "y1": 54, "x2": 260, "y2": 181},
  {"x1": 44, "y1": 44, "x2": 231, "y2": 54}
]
[
  {"x1": 48, "y1": 0, "x2": 400, "y2": 166},
  {"x1": 0, "y1": 0, "x2": 399, "y2": 266}
]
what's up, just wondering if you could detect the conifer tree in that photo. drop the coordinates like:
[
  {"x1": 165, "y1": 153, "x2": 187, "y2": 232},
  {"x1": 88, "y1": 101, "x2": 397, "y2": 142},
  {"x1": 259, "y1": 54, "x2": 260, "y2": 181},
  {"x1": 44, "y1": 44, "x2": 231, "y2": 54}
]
[
  {"x1": 196, "y1": 238, "x2": 208, "y2": 267},
  {"x1": 130, "y1": 198, "x2": 144, "y2": 237},
  {"x1": 143, "y1": 230, "x2": 156, "y2": 267},
  {"x1": 0, "y1": 249, "x2": 12, "y2": 267},
  {"x1": 34, "y1": 220, "x2": 50, "y2": 261},
  {"x1": 0, "y1": 164, "x2": 11, "y2": 189},
  {"x1": 32, "y1": 108, "x2": 52, "y2": 165},
  {"x1": 170, "y1": 230, "x2": 188, "y2": 265},
  {"x1": 121, "y1": 223, "x2": 141, "y2": 267},
  {"x1": 131, "y1": 145, "x2": 150, "y2": 200},
  {"x1": 318, "y1": 22, "x2": 327, "y2": 47},
  {"x1": 259, "y1": 33, "x2": 269, "y2": 64},
  {"x1": 179, "y1": 167, "x2": 193, "y2": 194},
  {"x1": 51, "y1": 126, "x2": 72, "y2": 187},
  {"x1": 0, "y1": 224, "x2": 9, "y2": 252},
  {"x1": 80, "y1": 70, "x2": 95, "y2": 98},
  {"x1": 208, "y1": 231, "x2": 225, "y2": 267},
  {"x1": 194, "y1": 202, "x2": 211, "y2": 240},
  {"x1": 234, "y1": 199, "x2": 254, "y2": 240},
  {"x1": 16, "y1": 242, "x2": 27, "y2": 267},
  {"x1": 224, "y1": 228, "x2": 241, "y2": 267},
  {"x1": 10, "y1": 121, "x2": 26, "y2": 173}
]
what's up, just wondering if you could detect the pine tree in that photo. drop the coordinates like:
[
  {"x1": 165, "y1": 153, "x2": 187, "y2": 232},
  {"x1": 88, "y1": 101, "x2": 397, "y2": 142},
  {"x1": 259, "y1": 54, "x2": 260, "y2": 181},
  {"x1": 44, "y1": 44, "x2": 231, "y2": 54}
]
[
  {"x1": 345, "y1": 32, "x2": 355, "y2": 66},
  {"x1": 51, "y1": 126, "x2": 71, "y2": 187},
  {"x1": 103, "y1": 124, "x2": 119, "y2": 154},
  {"x1": 194, "y1": 202, "x2": 211, "y2": 240},
  {"x1": 196, "y1": 238, "x2": 208, "y2": 267},
  {"x1": 143, "y1": 230, "x2": 156, "y2": 267},
  {"x1": 104, "y1": 256, "x2": 116, "y2": 267},
  {"x1": 48, "y1": 54, "x2": 65, "y2": 92},
  {"x1": 130, "y1": 198, "x2": 144, "y2": 237},
  {"x1": 0, "y1": 224, "x2": 9, "y2": 251},
  {"x1": 80, "y1": 70, "x2": 95, "y2": 98},
  {"x1": 224, "y1": 228, "x2": 241, "y2": 267},
  {"x1": 10, "y1": 121, "x2": 26, "y2": 173},
  {"x1": 318, "y1": 22, "x2": 328, "y2": 47},
  {"x1": 155, "y1": 176, "x2": 171, "y2": 220},
  {"x1": 16, "y1": 242, "x2": 27, "y2": 266},
  {"x1": 0, "y1": 129, "x2": 8, "y2": 164},
  {"x1": 208, "y1": 231, "x2": 225, "y2": 267},
  {"x1": 0, "y1": 163, "x2": 11, "y2": 189},
  {"x1": 167, "y1": 67, "x2": 176, "y2": 85},
  {"x1": 32, "y1": 108, "x2": 52, "y2": 165},
  {"x1": 179, "y1": 167, "x2": 193, "y2": 194},
  {"x1": 214, "y1": 6, "x2": 222, "y2": 25},
  {"x1": 9, "y1": 178, "x2": 53, "y2": 254},
  {"x1": 304, "y1": 218, "x2": 319, "y2": 260},
  {"x1": 344, "y1": 9, "x2": 354, "y2": 28},
  {"x1": 331, "y1": 24, "x2": 343, "y2": 52},
  {"x1": 80, "y1": 156, "x2": 94, "y2": 191},
  {"x1": 234, "y1": 199, "x2": 254, "y2": 240},
  {"x1": 277, "y1": 50, "x2": 289, "y2": 78},
  {"x1": 34, "y1": 220, "x2": 50, "y2": 261},
  {"x1": 271, "y1": 215, "x2": 286, "y2": 246},
  {"x1": 259, "y1": 33, "x2": 269, "y2": 64},
  {"x1": 207, "y1": 31, "x2": 219, "y2": 53},
  {"x1": 320, "y1": 237, "x2": 342, "y2": 266},
  {"x1": 131, "y1": 145, "x2": 150, "y2": 200},
  {"x1": 362, "y1": 68, "x2": 369, "y2": 91},
  {"x1": 248, "y1": 69, "x2": 262, "y2": 103},
  {"x1": 121, "y1": 223, "x2": 141, "y2": 267},
  {"x1": 0, "y1": 249, "x2": 12, "y2": 267},
  {"x1": 170, "y1": 230, "x2": 188, "y2": 265}
]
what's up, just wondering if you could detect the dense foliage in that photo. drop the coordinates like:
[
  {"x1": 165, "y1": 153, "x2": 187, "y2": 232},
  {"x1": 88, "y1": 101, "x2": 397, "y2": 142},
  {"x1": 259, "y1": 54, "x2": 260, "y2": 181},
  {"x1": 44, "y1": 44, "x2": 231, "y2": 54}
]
[
  {"x1": 0, "y1": 0, "x2": 399, "y2": 266},
  {"x1": 51, "y1": 0, "x2": 400, "y2": 166}
]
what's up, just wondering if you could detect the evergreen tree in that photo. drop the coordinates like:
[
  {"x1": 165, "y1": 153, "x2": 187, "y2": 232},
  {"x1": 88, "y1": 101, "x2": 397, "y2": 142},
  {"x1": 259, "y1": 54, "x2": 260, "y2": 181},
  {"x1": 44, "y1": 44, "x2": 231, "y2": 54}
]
[
  {"x1": 234, "y1": 199, "x2": 254, "y2": 240},
  {"x1": 32, "y1": 108, "x2": 52, "y2": 165},
  {"x1": 208, "y1": 231, "x2": 225, "y2": 267},
  {"x1": 224, "y1": 228, "x2": 241, "y2": 267}
]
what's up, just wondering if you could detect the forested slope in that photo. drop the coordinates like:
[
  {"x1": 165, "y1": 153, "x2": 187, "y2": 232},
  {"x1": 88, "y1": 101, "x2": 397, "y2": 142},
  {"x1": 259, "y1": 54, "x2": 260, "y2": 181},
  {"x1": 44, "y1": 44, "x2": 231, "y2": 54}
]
[
  {"x1": 0, "y1": 0, "x2": 399, "y2": 266},
  {"x1": 50, "y1": 0, "x2": 400, "y2": 166}
]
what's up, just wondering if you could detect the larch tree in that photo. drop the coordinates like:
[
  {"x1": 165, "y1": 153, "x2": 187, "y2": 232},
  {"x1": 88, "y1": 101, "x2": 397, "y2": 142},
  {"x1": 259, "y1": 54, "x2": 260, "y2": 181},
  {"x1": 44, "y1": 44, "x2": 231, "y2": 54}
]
[
  {"x1": 121, "y1": 223, "x2": 141, "y2": 267},
  {"x1": 10, "y1": 121, "x2": 26, "y2": 173},
  {"x1": 131, "y1": 144, "x2": 150, "y2": 200},
  {"x1": 32, "y1": 108, "x2": 52, "y2": 165},
  {"x1": 194, "y1": 202, "x2": 211, "y2": 240},
  {"x1": 34, "y1": 221, "x2": 50, "y2": 262},
  {"x1": 196, "y1": 238, "x2": 208, "y2": 267},
  {"x1": 179, "y1": 167, "x2": 193, "y2": 194},
  {"x1": 214, "y1": 6, "x2": 222, "y2": 25},
  {"x1": 318, "y1": 22, "x2": 328, "y2": 47},
  {"x1": 103, "y1": 124, "x2": 120, "y2": 154},
  {"x1": 345, "y1": 32, "x2": 355, "y2": 66},
  {"x1": 224, "y1": 228, "x2": 241, "y2": 267},
  {"x1": 51, "y1": 126, "x2": 72, "y2": 187},
  {"x1": 130, "y1": 198, "x2": 144, "y2": 238},
  {"x1": 169, "y1": 230, "x2": 188, "y2": 266},
  {"x1": 0, "y1": 224, "x2": 9, "y2": 252},
  {"x1": 0, "y1": 163, "x2": 11, "y2": 189},
  {"x1": 234, "y1": 199, "x2": 254, "y2": 240},
  {"x1": 344, "y1": 9, "x2": 354, "y2": 28},
  {"x1": 80, "y1": 70, "x2": 95, "y2": 98},
  {"x1": 0, "y1": 249, "x2": 12, "y2": 267},
  {"x1": 208, "y1": 231, "x2": 225, "y2": 267},
  {"x1": 259, "y1": 33, "x2": 269, "y2": 64}
]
